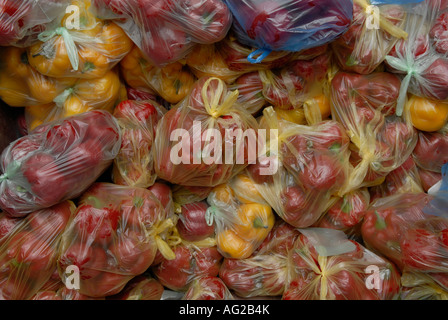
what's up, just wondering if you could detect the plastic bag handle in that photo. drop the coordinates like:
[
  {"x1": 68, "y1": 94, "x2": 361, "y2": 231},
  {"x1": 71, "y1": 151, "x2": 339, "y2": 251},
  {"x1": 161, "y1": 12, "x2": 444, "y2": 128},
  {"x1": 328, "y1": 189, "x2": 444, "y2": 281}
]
[{"x1": 247, "y1": 48, "x2": 272, "y2": 64}]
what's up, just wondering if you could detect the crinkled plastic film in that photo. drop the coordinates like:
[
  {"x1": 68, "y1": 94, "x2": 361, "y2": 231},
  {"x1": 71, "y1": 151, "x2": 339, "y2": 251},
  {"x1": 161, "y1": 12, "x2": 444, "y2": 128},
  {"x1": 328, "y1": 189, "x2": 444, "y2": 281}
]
[
  {"x1": 112, "y1": 99, "x2": 166, "y2": 188},
  {"x1": 26, "y1": 0, "x2": 132, "y2": 79},
  {"x1": 57, "y1": 182, "x2": 170, "y2": 298},
  {"x1": 0, "y1": 201, "x2": 75, "y2": 300},
  {"x1": 153, "y1": 76, "x2": 259, "y2": 187},
  {"x1": 93, "y1": 0, "x2": 232, "y2": 67},
  {"x1": 0, "y1": 110, "x2": 121, "y2": 217},
  {"x1": 330, "y1": 71, "x2": 418, "y2": 194}
]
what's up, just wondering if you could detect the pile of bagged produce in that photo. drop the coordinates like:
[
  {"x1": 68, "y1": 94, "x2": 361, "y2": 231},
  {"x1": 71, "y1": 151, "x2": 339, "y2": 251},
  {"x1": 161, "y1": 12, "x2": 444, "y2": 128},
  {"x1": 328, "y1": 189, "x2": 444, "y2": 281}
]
[{"x1": 0, "y1": 0, "x2": 447, "y2": 300}]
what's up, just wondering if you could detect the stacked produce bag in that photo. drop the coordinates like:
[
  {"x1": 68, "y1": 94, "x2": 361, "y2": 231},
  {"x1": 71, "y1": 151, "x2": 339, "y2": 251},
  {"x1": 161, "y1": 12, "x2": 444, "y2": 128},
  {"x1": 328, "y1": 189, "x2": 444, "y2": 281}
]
[{"x1": 0, "y1": 0, "x2": 447, "y2": 301}]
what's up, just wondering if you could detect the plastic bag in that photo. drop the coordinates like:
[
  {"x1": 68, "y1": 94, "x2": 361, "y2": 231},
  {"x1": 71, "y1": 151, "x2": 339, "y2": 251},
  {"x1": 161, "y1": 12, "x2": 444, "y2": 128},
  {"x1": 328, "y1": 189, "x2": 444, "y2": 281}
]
[
  {"x1": 0, "y1": 201, "x2": 75, "y2": 300},
  {"x1": 153, "y1": 76, "x2": 259, "y2": 187},
  {"x1": 361, "y1": 192, "x2": 448, "y2": 281},
  {"x1": 0, "y1": 0, "x2": 70, "y2": 47},
  {"x1": 224, "y1": 0, "x2": 353, "y2": 62},
  {"x1": 369, "y1": 156, "x2": 424, "y2": 202},
  {"x1": 385, "y1": 0, "x2": 448, "y2": 116},
  {"x1": 182, "y1": 276, "x2": 234, "y2": 300},
  {"x1": 230, "y1": 72, "x2": 267, "y2": 116},
  {"x1": 400, "y1": 272, "x2": 448, "y2": 300},
  {"x1": 206, "y1": 174, "x2": 275, "y2": 260},
  {"x1": 93, "y1": 0, "x2": 232, "y2": 67},
  {"x1": 283, "y1": 228, "x2": 401, "y2": 300},
  {"x1": 315, "y1": 188, "x2": 370, "y2": 236},
  {"x1": 23, "y1": 69, "x2": 125, "y2": 131},
  {"x1": 332, "y1": 0, "x2": 421, "y2": 75},
  {"x1": 57, "y1": 182, "x2": 172, "y2": 298},
  {"x1": 152, "y1": 240, "x2": 223, "y2": 292},
  {"x1": 26, "y1": 0, "x2": 132, "y2": 79},
  {"x1": 111, "y1": 99, "x2": 166, "y2": 188},
  {"x1": 246, "y1": 107, "x2": 351, "y2": 228},
  {"x1": 185, "y1": 43, "x2": 245, "y2": 85},
  {"x1": 217, "y1": 32, "x2": 328, "y2": 73},
  {"x1": 120, "y1": 45, "x2": 196, "y2": 105},
  {"x1": 0, "y1": 110, "x2": 121, "y2": 217},
  {"x1": 172, "y1": 185, "x2": 213, "y2": 206},
  {"x1": 107, "y1": 274, "x2": 164, "y2": 300},
  {"x1": 412, "y1": 129, "x2": 448, "y2": 173},
  {"x1": 330, "y1": 71, "x2": 418, "y2": 194}
]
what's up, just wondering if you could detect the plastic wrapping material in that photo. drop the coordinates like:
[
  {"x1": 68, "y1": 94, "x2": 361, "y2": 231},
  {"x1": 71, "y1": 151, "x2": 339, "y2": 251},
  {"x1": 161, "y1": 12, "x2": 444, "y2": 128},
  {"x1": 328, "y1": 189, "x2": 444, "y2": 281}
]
[
  {"x1": 23, "y1": 69, "x2": 124, "y2": 131},
  {"x1": 385, "y1": 0, "x2": 448, "y2": 116},
  {"x1": 172, "y1": 185, "x2": 213, "y2": 206},
  {"x1": 107, "y1": 274, "x2": 164, "y2": 300},
  {"x1": 224, "y1": 0, "x2": 353, "y2": 62},
  {"x1": 120, "y1": 45, "x2": 196, "y2": 105},
  {"x1": 152, "y1": 241, "x2": 223, "y2": 292},
  {"x1": 111, "y1": 99, "x2": 166, "y2": 188},
  {"x1": 400, "y1": 272, "x2": 448, "y2": 300},
  {"x1": 217, "y1": 33, "x2": 329, "y2": 73},
  {"x1": 176, "y1": 201, "x2": 215, "y2": 243},
  {"x1": 315, "y1": 188, "x2": 370, "y2": 235},
  {"x1": 418, "y1": 167, "x2": 442, "y2": 192},
  {"x1": 332, "y1": 0, "x2": 418, "y2": 75},
  {"x1": 186, "y1": 43, "x2": 244, "y2": 85},
  {"x1": 154, "y1": 76, "x2": 259, "y2": 187},
  {"x1": 0, "y1": 201, "x2": 75, "y2": 300},
  {"x1": 361, "y1": 192, "x2": 448, "y2": 282},
  {"x1": 283, "y1": 228, "x2": 401, "y2": 300},
  {"x1": 0, "y1": 110, "x2": 121, "y2": 217},
  {"x1": 57, "y1": 182, "x2": 172, "y2": 298},
  {"x1": 330, "y1": 71, "x2": 418, "y2": 194},
  {"x1": 206, "y1": 174, "x2": 275, "y2": 259},
  {"x1": 230, "y1": 72, "x2": 267, "y2": 116},
  {"x1": 182, "y1": 276, "x2": 234, "y2": 300},
  {"x1": 0, "y1": 0, "x2": 70, "y2": 47},
  {"x1": 93, "y1": 0, "x2": 232, "y2": 67},
  {"x1": 412, "y1": 129, "x2": 448, "y2": 173},
  {"x1": 369, "y1": 156, "x2": 424, "y2": 202},
  {"x1": 32, "y1": 286, "x2": 105, "y2": 300},
  {"x1": 258, "y1": 53, "x2": 332, "y2": 115},
  {"x1": 26, "y1": 0, "x2": 132, "y2": 79},
  {"x1": 246, "y1": 107, "x2": 351, "y2": 228}
]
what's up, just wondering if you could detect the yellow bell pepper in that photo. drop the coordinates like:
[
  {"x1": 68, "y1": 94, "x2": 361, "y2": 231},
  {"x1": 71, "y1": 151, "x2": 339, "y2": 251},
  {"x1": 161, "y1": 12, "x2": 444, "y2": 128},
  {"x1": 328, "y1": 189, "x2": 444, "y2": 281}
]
[
  {"x1": 0, "y1": 47, "x2": 75, "y2": 106},
  {"x1": 120, "y1": 46, "x2": 196, "y2": 104},
  {"x1": 274, "y1": 106, "x2": 307, "y2": 125},
  {"x1": 230, "y1": 174, "x2": 265, "y2": 204},
  {"x1": 216, "y1": 229, "x2": 255, "y2": 260},
  {"x1": 408, "y1": 95, "x2": 448, "y2": 132},
  {"x1": 234, "y1": 203, "x2": 275, "y2": 243}
]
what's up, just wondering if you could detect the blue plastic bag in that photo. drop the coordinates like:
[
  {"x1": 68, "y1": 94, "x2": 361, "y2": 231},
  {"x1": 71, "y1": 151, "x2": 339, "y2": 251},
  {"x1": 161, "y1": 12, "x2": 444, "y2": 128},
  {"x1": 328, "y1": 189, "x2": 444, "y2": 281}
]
[
  {"x1": 224, "y1": 0, "x2": 354, "y2": 63},
  {"x1": 423, "y1": 163, "x2": 448, "y2": 218}
]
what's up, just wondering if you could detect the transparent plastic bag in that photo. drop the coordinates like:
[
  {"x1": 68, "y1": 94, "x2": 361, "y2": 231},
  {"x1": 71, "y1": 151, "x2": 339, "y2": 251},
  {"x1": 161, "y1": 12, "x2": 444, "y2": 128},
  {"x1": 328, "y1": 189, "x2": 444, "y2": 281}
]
[
  {"x1": 332, "y1": 0, "x2": 422, "y2": 75},
  {"x1": 153, "y1": 76, "x2": 259, "y2": 187},
  {"x1": 206, "y1": 174, "x2": 275, "y2": 259},
  {"x1": 224, "y1": 0, "x2": 353, "y2": 62},
  {"x1": 107, "y1": 274, "x2": 165, "y2": 300},
  {"x1": 385, "y1": 0, "x2": 448, "y2": 116},
  {"x1": 172, "y1": 185, "x2": 213, "y2": 206},
  {"x1": 93, "y1": 0, "x2": 232, "y2": 67},
  {"x1": 330, "y1": 71, "x2": 418, "y2": 194},
  {"x1": 182, "y1": 276, "x2": 234, "y2": 300},
  {"x1": 120, "y1": 45, "x2": 196, "y2": 105},
  {"x1": 283, "y1": 228, "x2": 401, "y2": 300},
  {"x1": 111, "y1": 99, "x2": 167, "y2": 188},
  {"x1": 0, "y1": 0, "x2": 70, "y2": 47},
  {"x1": 23, "y1": 69, "x2": 125, "y2": 131},
  {"x1": 26, "y1": 0, "x2": 133, "y2": 79},
  {"x1": 57, "y1": 182, "x2": 172, "y2": 298},
  {"x1": 246, "y1": 107, "x2": 351, "y2": 228},
  {"x1": 152, "y1": 240, "x2": 223, "y2": 292},
  {"x1": 0, "y1": 201, "x2": 75, "y2": 300},
  {"x1": 361, "y1": 192, "x2": 448, "y2": 280},
  {"x1": 400, "y1": 271, "x2": 448, "y2": 300},
  {"x1": 412, "y1": 129, "x2": 448, "y2": 173},
  {"x1": 0, "y1": 110, "x2": 121, "y2": 217}
]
